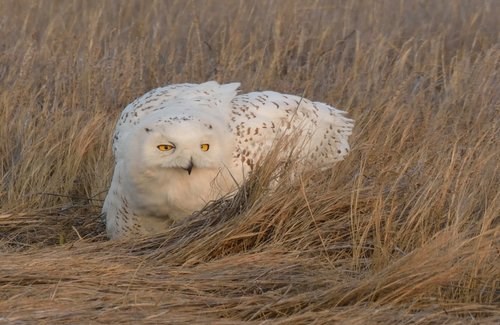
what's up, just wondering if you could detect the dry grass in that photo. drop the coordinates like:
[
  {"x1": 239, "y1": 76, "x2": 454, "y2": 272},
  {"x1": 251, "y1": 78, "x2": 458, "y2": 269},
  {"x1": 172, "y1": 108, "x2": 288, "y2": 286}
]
[{"x1": 0, "y1": 0, "x2": 499, "y2": 323}]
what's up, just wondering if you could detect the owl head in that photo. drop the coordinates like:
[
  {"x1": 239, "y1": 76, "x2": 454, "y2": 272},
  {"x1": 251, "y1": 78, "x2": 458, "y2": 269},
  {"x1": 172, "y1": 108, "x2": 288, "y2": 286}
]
[{"x1": 125, "y1": 107, "x2": 233, "y2": 175}]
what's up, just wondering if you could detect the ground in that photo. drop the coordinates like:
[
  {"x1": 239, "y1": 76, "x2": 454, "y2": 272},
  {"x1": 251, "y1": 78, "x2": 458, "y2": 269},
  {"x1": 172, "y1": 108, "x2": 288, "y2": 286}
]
[{"x1": 0, "y1": 0, "x2": 498, "y2": 323}]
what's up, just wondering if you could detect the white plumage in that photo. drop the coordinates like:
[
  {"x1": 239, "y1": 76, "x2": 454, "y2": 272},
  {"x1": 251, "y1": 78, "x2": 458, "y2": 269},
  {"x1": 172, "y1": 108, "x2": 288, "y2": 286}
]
[{"x1": 103, "y1": 81, "x2": 354, "y2": 239}]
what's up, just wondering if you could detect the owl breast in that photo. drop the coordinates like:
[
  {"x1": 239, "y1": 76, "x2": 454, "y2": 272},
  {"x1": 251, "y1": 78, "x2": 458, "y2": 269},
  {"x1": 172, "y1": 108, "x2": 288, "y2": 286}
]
[{"x1": 124, "y1": 166, "x2": 238, "y2": 222}]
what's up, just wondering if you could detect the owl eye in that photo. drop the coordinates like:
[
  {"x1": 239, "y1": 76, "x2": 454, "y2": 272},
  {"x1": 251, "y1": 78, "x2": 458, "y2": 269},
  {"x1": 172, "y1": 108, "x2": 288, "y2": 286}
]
[
  {"x1": 200, "y1": 144, "x2": 210, "y2": 151},
  {"x1": 157, "y1": 144, "x2": 175, "y2": 151}
]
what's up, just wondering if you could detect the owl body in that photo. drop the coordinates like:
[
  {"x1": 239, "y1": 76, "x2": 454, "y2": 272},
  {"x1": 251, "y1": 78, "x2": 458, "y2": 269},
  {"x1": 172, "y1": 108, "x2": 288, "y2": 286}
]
[{"x1": 103, "y1": 81, "x2": 353, "y2": 239}]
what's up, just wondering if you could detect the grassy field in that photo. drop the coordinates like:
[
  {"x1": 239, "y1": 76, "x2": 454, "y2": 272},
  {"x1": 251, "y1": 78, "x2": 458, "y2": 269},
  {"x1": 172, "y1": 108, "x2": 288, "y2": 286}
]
[{"x1": 0, "y1": 0, "x2": 498, "y2": 323}]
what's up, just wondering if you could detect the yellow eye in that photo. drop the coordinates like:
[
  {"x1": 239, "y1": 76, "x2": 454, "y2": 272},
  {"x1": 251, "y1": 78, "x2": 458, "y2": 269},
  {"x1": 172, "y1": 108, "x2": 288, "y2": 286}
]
[
  {"x1": 157, "y1": 144, "x2": 175, "y2": 151},
  {"x1": 200, "y1": 144, "x2": 210, "y2": 151}
]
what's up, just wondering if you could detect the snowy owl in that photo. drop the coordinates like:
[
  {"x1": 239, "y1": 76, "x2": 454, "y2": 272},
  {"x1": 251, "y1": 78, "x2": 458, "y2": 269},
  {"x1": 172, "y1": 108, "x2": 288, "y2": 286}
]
[{"x1": 102, "y1": 81, "x2": 354, "y2": 239}]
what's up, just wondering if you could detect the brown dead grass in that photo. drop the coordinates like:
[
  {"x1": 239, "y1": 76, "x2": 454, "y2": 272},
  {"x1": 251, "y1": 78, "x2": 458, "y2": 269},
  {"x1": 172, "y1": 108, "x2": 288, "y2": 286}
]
[{"x1": 0, "y1": 0, "x2": 499, "y2": 323}]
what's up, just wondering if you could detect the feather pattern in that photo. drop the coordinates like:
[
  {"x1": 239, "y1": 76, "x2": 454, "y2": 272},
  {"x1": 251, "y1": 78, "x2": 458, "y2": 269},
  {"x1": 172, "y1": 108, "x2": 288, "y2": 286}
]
[{"x1": 103, "y1": 81, "x2": 354, "y2": 239}]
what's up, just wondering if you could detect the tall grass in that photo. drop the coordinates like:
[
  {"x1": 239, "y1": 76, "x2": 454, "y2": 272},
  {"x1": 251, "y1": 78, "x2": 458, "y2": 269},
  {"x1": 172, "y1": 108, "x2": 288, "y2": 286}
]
[{"x1": 0, "y1": 0, "x2": 498, "y2": 323}]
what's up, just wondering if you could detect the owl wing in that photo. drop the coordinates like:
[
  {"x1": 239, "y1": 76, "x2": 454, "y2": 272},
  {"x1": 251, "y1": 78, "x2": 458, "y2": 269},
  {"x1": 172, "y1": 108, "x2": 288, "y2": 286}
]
[
  {"x1": 229, "y1": 91, "x2": 354, "y2": 170},
  {"x1": 112, "y1": 81, "x2": 240, "y2": 160}
]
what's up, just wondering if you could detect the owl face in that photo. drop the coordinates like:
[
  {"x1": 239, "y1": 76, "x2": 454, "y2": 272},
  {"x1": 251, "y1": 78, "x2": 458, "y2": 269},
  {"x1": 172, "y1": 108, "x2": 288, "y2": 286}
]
[{"x1": 129, "y1": 109, "x2": 232, "y2": 174}]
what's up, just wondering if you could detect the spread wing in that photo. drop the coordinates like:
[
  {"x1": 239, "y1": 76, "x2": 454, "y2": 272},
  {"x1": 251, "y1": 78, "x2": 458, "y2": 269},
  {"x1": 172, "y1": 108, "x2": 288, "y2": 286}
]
[{"x1": 229, "y1": 91, "x2": 354, "y2": 170}]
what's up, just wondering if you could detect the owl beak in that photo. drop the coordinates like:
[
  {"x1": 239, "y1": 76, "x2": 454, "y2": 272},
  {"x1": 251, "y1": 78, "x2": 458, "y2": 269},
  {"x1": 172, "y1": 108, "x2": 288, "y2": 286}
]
[{"x1": 183, "y1": 158, "x2": 194, "y2": 175}]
